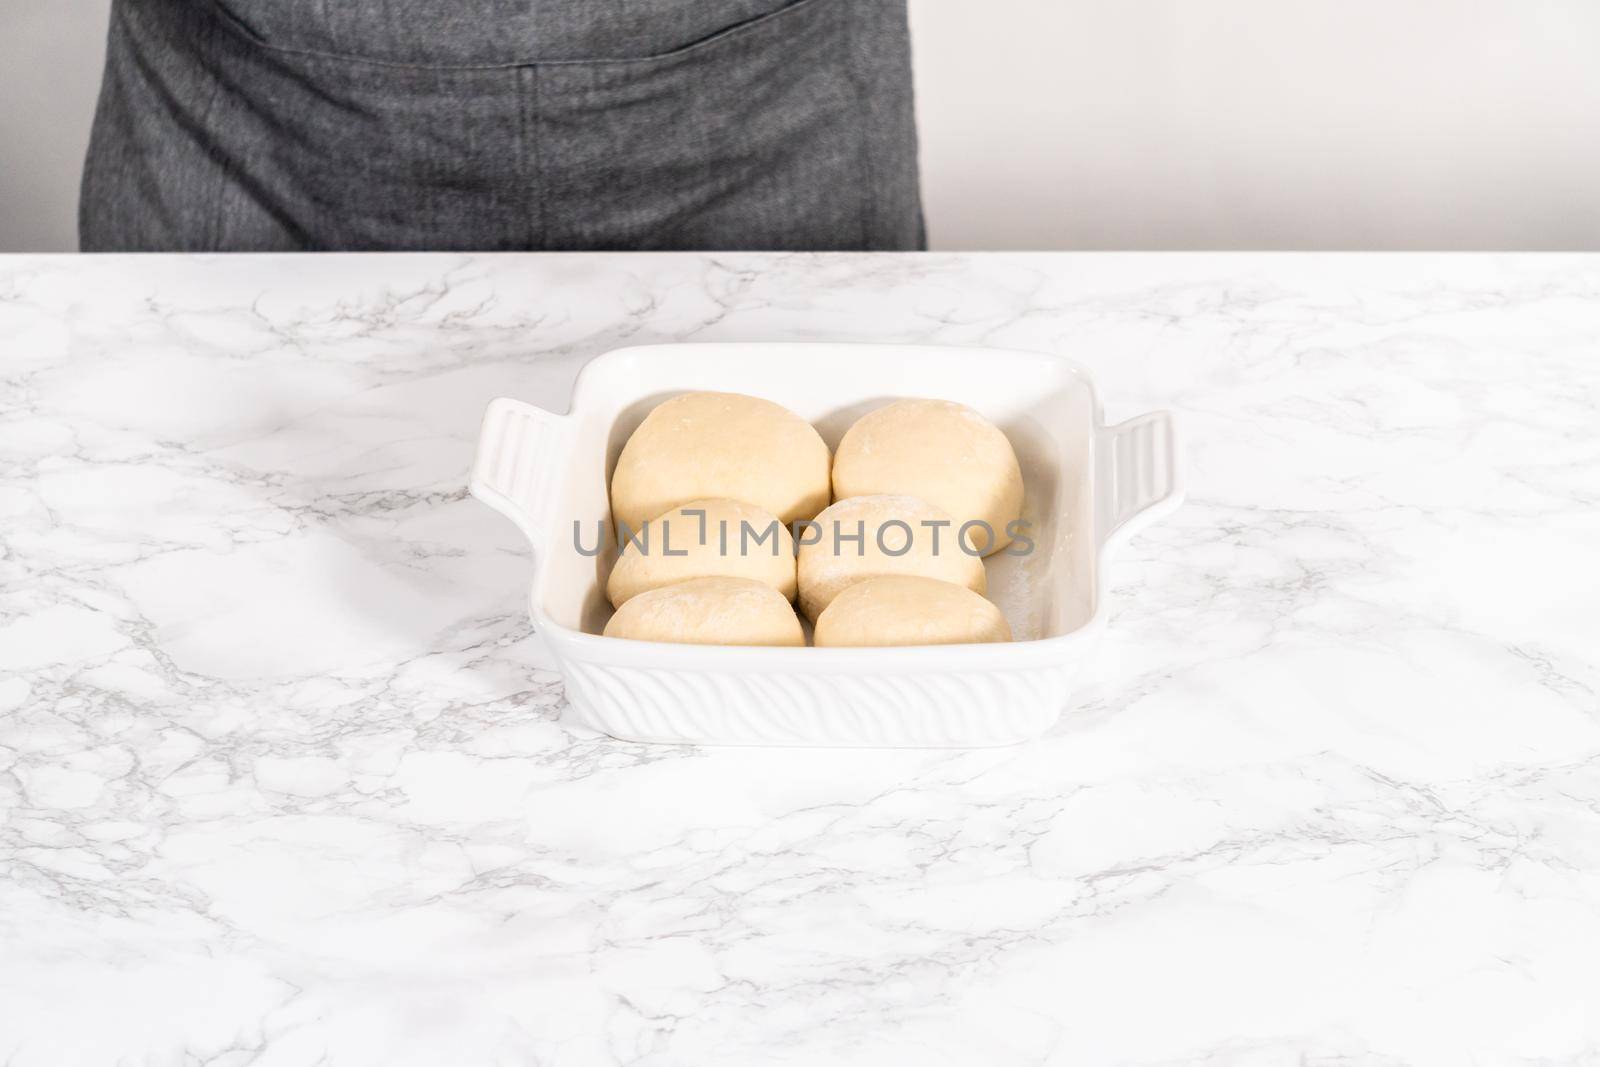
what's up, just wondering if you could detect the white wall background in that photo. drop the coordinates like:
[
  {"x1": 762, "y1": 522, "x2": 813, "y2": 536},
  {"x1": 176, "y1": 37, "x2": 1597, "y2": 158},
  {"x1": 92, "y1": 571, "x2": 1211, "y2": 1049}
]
[
  {"x1": 4, "y1": 0, "x2": 1600, "y2": 251},
  {"x1": 1, "y1": 0, "x2": 112, "y2": 251},
  {"x1": 908, "y1": 0, "x2": 1600, "y2": 249}
]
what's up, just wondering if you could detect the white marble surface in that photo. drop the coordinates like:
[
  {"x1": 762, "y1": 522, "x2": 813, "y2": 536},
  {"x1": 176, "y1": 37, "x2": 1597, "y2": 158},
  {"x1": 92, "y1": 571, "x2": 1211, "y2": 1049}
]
[{"x1": 2, "y1": 253, "x2": 1598, "y2": 1065}]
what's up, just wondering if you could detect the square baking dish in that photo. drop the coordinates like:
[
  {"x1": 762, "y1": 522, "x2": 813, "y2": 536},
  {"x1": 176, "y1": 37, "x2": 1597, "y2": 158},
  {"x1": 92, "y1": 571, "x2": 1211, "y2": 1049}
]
[{"x1": 471, "y1": 343, "x2": 1180, "y2": 747}]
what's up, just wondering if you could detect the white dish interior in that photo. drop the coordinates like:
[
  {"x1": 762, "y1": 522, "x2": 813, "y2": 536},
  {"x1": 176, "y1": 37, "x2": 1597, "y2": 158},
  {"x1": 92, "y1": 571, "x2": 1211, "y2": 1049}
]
[{"x1": 537, "y1": 344, "x2": 1099, "y2": 644}]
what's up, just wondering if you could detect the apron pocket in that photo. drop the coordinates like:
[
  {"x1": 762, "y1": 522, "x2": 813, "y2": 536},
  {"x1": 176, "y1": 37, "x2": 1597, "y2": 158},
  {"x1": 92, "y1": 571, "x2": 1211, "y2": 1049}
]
[
  {"x1": 529, "y1": 0, "x2": 874, "y2": 250},
  {"x1": 206, "y1": 0, "x2": 812, "y2": 68}
]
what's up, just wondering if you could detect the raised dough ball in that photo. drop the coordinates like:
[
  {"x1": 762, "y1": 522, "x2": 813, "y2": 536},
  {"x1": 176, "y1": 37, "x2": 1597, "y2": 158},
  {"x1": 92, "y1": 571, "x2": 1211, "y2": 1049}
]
[
  {"x1": 814, "y1": 575, "x2": 1012, "y2": 648},
  {"x1": 831, "y1": 398, "x2": 1023, "y2": 556},
  {"x1": 609, "y1": 391, "x2": 831, "y2": 535},
  {"x1": 797, "y1": 494, "x2": 986, "y2": 622},
  {"x1": 603, "y1": 576, "x2": 804, "y2": 646},
  {"x1": 605, "y1": 498, "x2": 796, "y2": 608}
]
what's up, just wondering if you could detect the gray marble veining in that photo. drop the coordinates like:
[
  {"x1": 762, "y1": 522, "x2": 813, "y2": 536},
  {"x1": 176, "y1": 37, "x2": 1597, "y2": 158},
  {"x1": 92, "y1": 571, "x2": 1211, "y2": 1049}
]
[{"x1": 2, "y1": 253, "x2": 1598, "y2": 1064}]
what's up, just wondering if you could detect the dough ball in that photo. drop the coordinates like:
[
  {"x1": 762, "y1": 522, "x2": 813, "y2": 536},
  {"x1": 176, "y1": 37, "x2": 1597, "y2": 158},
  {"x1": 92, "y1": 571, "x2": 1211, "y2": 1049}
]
[
  {"x1": 832, "y1": 399, "x2": 1023, "y2": 556},
  {"x1": 603, "y1": 576, "x2": 804, "y2": 647},
  {"x1": 610, "y1": 391, "x2": 830, "y2": 534},
  {"x1": 605, "y1": 498, "x2": 796, "y2": 608},
  {"x1": 797, "y1": 495, "x2": 986, "y2": 622},
  {"x1": 814, "y1": 575, "x2": 1012, "y2": 648}
]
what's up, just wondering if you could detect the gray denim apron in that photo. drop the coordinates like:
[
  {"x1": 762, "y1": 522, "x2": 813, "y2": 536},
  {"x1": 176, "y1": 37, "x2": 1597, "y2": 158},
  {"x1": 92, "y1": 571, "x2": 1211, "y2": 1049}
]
[{"x1": 80, "y1": 0, "x2": 924, "y2": 251}]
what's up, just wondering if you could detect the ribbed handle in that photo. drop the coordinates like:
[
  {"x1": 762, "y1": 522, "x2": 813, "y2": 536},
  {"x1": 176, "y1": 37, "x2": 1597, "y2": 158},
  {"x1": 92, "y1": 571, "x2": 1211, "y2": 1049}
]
[
  {"x1": 469, "y1": 397, "x2": 569, "y2": 551},
  {"x1": 1096, "y1": 410, "x2": 1181, "y2": 544}
]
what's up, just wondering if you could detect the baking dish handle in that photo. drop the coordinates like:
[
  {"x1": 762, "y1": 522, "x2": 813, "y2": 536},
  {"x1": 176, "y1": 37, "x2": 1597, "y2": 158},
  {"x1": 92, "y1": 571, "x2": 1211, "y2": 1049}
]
[
  {"x1": 1096, "y1": 410, "x2": 1182, "y2": 545},
  {"x1": 469, "y1": 397, "x2": 570, "y2": 552}
]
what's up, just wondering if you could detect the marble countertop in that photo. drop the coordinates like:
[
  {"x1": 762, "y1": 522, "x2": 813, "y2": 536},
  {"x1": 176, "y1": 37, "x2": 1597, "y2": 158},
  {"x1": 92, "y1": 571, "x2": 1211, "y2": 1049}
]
[{"x1": 2, "y1": 252, "x2": 1598, "y2": 1065}]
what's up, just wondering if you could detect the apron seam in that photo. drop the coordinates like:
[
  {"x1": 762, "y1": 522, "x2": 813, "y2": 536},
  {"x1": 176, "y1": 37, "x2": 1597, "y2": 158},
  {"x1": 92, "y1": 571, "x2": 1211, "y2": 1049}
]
[
  {"x1": 841, "y1": 0, "x2": 875, "y2": 250},
  {"x1": 516, "y1": 66, "x2": 540, "y2": 250},
  {"x1": 202, "y1": 51, "x2": 230, "y2": 250},
  {"x1": 114, "y1": 0, "x2": 234, "y2": 250},
  {"x1": 533, "y1": 65, "x2": 547, "y2": 250}
]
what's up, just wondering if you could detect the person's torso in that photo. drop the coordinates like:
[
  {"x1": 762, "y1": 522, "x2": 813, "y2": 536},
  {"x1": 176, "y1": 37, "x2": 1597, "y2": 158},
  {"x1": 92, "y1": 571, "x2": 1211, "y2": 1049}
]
[{"x1": 83, "y1": 0, "x2": 925, "y2": 252}]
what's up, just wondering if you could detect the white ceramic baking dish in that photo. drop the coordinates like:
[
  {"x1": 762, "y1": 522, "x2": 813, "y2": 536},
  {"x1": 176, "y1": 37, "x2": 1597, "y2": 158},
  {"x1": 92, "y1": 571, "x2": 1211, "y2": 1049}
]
[{"x1": 471, "y1": 343, "x2": 1180, "y2": 747}]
